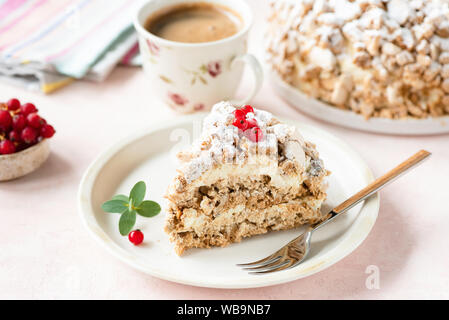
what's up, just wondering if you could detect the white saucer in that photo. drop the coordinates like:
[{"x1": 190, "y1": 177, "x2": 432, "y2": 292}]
[
  {"x1": 78, "y1": 114, "x2": 379, "y2": 288},
  {"x1": 269, "y1": 71, "x2": 449, "y2": 135}
]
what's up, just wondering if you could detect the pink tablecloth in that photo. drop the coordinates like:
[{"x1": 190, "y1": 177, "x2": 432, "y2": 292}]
[{"x1": 1, "y1": 0, "x2": 448, "y2": 299}]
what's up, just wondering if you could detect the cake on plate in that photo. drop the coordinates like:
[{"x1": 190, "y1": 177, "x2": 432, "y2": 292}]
[
  {"x1": 266, "y1": 0, "x2": 449, "y2": 119},
  {"x1": 164, "y1": 102, "x2": 328, "y2": 255}
]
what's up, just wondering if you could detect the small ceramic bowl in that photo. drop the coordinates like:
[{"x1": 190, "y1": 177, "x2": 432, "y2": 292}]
[{"x1": 0, "y1": 139, "x2": 50, "y2": 181}]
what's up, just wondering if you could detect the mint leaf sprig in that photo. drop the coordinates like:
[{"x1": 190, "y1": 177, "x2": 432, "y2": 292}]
[{"x1": 101, "y1": 181, "x2": 161, "y2": 236}]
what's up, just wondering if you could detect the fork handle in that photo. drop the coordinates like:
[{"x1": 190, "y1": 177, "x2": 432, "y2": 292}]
[{"x1": 315, "y1": 150, "x2": 431, "y2": 229}]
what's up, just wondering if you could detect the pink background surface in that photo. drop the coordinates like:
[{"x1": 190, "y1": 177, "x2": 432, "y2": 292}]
[{"x1": 1, "y1": 0, "x2": 448, "y2": 299}]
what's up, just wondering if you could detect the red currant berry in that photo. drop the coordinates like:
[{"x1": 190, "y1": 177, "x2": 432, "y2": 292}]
[
  {"x1": 7, "y1": 98, "x2": 21, "y2": 111},
  {"x1": 241, "y1": 105, "x2": 254, "y2": 114},
  {"x1": 128, "y1": 230, "x2": 144, "y2": 245},
  {"x1": 21, "y1": 126, "x2": 38, "y2": 144},
  {"x1": 246, "y1": 127, "x2": 263, "y2": 143},
  {"x1": 27, "y1": 112, "x2": 44, "y2": 129},
  {"x1": 9, "y1": 130, "x2": 21, "y2": 143},
  {"x1": 12, "y1": 114, "x2": 26, "y2": 131},
  {"x1": 14, "y1": 142, "x2": 26, "y2": 152},
  {"x1": 0, "y1": 110, "x2": 12, "y2": 131},
  {"x1": 234, "y1": 108, "x2": 246, "y2": 119},
  {"x1": 246, "y1": 118, "x2": 258, "y2": 129},
  {"x1": 0, "y1": 140, "x2": 16, "y2": 155},
  {"x1": 232, "y1": 118, "x2": 249, "y2": 131},
  {"x1": 40, "y1": 124, "x2": 55, "y2": 138},
  {"x1": 21, "y1": 103, "x2": 37, "y2": 115}
]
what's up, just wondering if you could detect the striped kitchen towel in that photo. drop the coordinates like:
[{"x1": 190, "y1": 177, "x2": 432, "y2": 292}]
[{"x1": 0, "y1": 0, "x2": 143, "y2": 93}]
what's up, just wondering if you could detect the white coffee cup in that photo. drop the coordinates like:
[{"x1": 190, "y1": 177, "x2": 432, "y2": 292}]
[{"x1": 134, "y1": 0, "x2": 263, "y2": 113}]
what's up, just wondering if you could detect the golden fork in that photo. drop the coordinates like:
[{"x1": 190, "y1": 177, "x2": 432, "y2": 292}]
[{"x1": 237, "y1": 150, "x2": 431, "y2": 274}]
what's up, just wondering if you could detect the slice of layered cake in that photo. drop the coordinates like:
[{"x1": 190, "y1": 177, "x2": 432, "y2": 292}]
[{"x1": 165, "y1": 102, "x2": 328, "y2": 255}]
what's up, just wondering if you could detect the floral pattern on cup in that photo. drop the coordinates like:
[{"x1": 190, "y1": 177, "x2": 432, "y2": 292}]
[
  {"x1": 168, "y1": 92, "x2": 188, "y2": 107},
  {"x1": 166, "y1": 93, "x2": 206, "y2": 113},
  {"x1": 193, "y1": 103, "x2": 205, "y2": 111},
  {"x1": 207, "y1": 61, "x2": 222, "y2": 77},
  {"x1": 159, "y1": 75, "x2": 173, "y2": 84},
  {"x1": 146, "y1": 39, "x2": 160, "y2": 56},
  {"x1": 185, "y1": 60, "x2": 223, "y2": 85}
]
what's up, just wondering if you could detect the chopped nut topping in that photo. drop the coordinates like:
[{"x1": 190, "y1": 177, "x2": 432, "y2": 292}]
[{"x1": 266, "y1": 0, "x2": 449, "y2": 119}]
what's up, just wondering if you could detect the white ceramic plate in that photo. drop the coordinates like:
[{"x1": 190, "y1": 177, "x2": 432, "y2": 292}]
[
  {"x1": 269, "y1": 71, "x2": 449, "y2": 135},
  {"x1": 78, "y1": 114, "x2": 379, "y2": 289}
]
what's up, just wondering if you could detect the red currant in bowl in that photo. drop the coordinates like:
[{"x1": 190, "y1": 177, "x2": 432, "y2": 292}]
[
  {"x1": 21, "y1": 126, "x2": 38, "y2": 144},
  {"x1": 20, "y1": 102, "x2": 37, "y2": 115},
  {"x1": 27, "y1": 113, "x2": 45, "y2": 129},
  {"x1": 0, "y1": 98, "x2": 55, "y2": 181},
  {"x1": 41, "y1": 124, "x2": 55, "y2": 138},
  {"x1": 0, "y1": 140, "x2": 16, "y2": 155},
  {"x1": 12, "y1": 114, "x2": 26, "y2": 131},
  {"x1": 8, "y1": 130, "x2": 21, "y2": 143},
  {"x1": 0, "y1": 110, "x2": 12, "y2": 131},
  {"x1": 7, "y1": 98, "x2": 21, "y2": 111}
]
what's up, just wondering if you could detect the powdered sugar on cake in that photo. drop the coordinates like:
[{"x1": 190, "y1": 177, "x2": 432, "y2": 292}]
[{"x1": 176, "y1": 101, "x2": 322, "y2": 183}]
